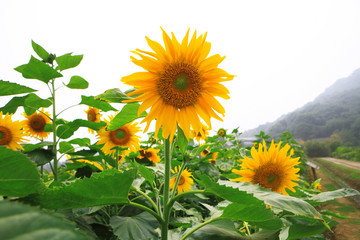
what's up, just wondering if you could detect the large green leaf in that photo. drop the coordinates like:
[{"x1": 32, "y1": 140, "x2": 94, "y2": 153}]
[
  {"x1": 24, "y1": 93, "x2": 52, "y2": 115},
  {"x1": 110, "y1": 212, "x2": 160, "y2": 240},
  {"x1": 37, "y1": 170, "x2": 135, "y2": 209},
  {"x1": 31, "y1": 40, "x2": 50, "y2": 61},
  {"x1": 0, "y1": 146, "x2": 44, "y2": 197},
  {"x1": 56, "y1": 53, "x2": 83, "y2": 71},
  {"x1": 0, "y1": 201, "x2": 90, "y2": 240},
  {"x1": 80, "y1": 95, "x2": 117, "y2": 112},
  {"x1": 25, "y1": 148, "x2": 54, "y2": 166},
  {"x1": 23, "y1": 141, "x2": 53, "y2": 153},
  {"x1": 95, "y1": 88, "x2": 133, "y2": 103},
  {"x1": 138, "y1": 164, "x2": 155, "y2": 185},
  {"x1": 57, "y1": 119, "x2": 106, "y2": 139},
  {"x1": 0, "y1": 94, "x2": 28, "y2": 114},
  {"x1": 222, "y1": 203, "x2": 276, "y2": 222},
  {"x1": 307, "y1": 188, "x2": 359, "y2": 205},
  {"x1": 287, "y1": 217, "x2": 337, "y2": 239},
  {"x1": 107, "y1": 103, "x2": 147, "y2": 131},
  {"x1": 219, "y1": 180, "x2": 323, "y2": 220},
  {"x1": 66, "y1": 76, "x2": 89, "y2": 89},
  {"x1": 0, "y1": 80, "x2": 36, "y2": 96},
  {"x1": 216, "y1": 158, "x2": 235, "y2": 172},
  {"x1": 14, "y1": 56, "x2": 63, "y2": 83},
  {"x1": 176, "y1": 126, "x2": 188, "y2": 153}
]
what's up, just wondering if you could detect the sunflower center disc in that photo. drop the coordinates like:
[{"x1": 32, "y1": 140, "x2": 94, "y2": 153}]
[
  {"x1": 110, "y1": 127, "x2": 130, "y2": 145},
  {"x1": 178, "y1": 175, "x2": 186, "y2": 185},
  {"x1": 0, "y1": 127, "x2": 12, "y2": 145},
  {"x1": 30, "y1": 115, "x2": 46, "y2": 131},
  {"x1": 115, "y1": 130, "x2": 126, "y2": 140},
  {"x1": 267, "y1": 175, "x2": 276, "y2": 184},
  {"x1": 87, "y1": 109, "x2": 97, "y2": 122}
]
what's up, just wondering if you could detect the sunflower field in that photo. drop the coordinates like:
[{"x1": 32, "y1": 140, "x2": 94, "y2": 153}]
[{"x1": 0, "y1": 29, "x2": 359, "y2": 240}]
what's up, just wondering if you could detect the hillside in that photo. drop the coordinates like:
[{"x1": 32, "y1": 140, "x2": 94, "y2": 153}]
[{"x1": 243, "y1": 68, "x2": 360, "y2": 145}]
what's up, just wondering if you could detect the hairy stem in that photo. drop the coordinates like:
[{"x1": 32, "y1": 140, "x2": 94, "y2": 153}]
[{"x1": 161, "y1": 137, "x2": 172, "y2": 240}]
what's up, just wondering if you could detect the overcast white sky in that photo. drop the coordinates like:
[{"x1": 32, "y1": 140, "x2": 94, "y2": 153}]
[{"x1": 1, "y1": 0, "x2": 360, "y2": 138}]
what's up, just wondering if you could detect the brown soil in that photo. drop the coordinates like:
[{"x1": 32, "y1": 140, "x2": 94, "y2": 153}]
[{"x1": 314, "y1": 167, "x2": 360, "y2": 240}]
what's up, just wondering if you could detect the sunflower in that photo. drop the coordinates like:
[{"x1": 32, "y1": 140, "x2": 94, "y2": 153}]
[
  {"x1": 96, "y1": 115, "x2": 141, "y2": 156},
  {"x1": 67, "y1": 156, "x2": 104, "y2": 171},
  {"x1": 217, "y1": 128, "x2": 226, "y2": 137},
  {"x1": 208, "y1": 152, "x2": 218, "y2": 164},
  {"x1": 314, "y1": 182, "x2": 322, "y2": 191},
  {"x1": 121, "y1": 28, "x2": 233, "y2": 141},
  {"x1": 0, "y1": 112, "x2": 26, "y2": 150},
  {"x1": 22, "y1": 108, "x2": 51, "y2": 140},
  {"x1": 170, "y1": 166, "x2": 194, "y2": 194},
  {"x1": 231, "y1": 140, "x2": 300, "y2": 195},
  {"x1": 191, "y1": 123, "x2": 210, "y2": 142},
  {"x1": 138, "y1": 148, "x2": 161, "y2": 164},
  {"x1": 200, "y1": 146, "x2": 210, "y2": 157},
  {"x1": 85, "y1": 107, "x2": 101, "y2": 134}
]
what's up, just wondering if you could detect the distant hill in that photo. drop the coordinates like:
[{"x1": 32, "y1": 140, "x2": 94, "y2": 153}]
[{"x1": 242, "y1": 68, "x2": 360, "y2": 145}]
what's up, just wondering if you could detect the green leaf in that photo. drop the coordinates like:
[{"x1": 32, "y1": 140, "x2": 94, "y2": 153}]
[
  {"x1": 138, "y1": 165, "x2": 155, "y2": 185},
  {"x1": 25, "y1": 148, "x2": 54, "y2": 166},
  {"x1": 23, "y1": 141, "x2": 53, "y2": 153},
  {"x1": 14, "y1": 56, "x2": 63, "y2": 83},
  {"x1": 24, "y1": 93, "x2": 52, "y2": 115},
  {"x1": 307, "y1": 188, "x2": 359, "y2": 204},
  {"x1": 59, "y1": 141, "x2": 75, "y2": 154},
  {"x1": 37, "y1": 170, "x2": 135, "y2": 209},
  {"x1": 216, "y1": 158, "x2": 235, "y2": 172},
  {"x1": 66, "y1": 76, "x2": 89, "y2": 89},
  {"x1": 0, "y1": 201, "x2": 90, "y2": 240},
  {"x1": 68, "y1": 138, "x2": 91, "y2": 147},
  {"x1": 107, "y1": 103, "x2": 147, "y2": 131},
  {"x1": 31, "y1": 40, "x2": 50, "y2": 61},
  {"x1": 110, "y1": 212, "x2": 160, "y2": 240},
  {"x1": 0, "y1": 80, "x2": 36, "y2": 96},
  {"x1": 222, "y1": 202, "x2": 275, "y2": 222},
  {"x1": 176, "y1": 126, "x2": 188, "y2": 153},
  {"x1": 95, "y1": 88, "x2": 133, "y2": 103},
  {"x1": 219, "y1": 180, "x2": 323, "y2": 220},
  {"x1": 0, "y1": 146, "x2": 44, "y2": 197},
  {"x1": 80, "y1": 95, "x2": 117, "y2": 112},
  {"x1": 0, "y1": 94, "x2": 28, "y2": 114},
  {"x1": 57, "y1": 119, "x2": 106, "y2": 139},
  {"x1": 287, "y1": 218, "x2": 337, "y2": 239},
  {"x1": 55, "y1": 53, "x2": 83, "y2": 71}
]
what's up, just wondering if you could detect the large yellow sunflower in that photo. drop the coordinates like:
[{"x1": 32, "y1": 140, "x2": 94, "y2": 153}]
[
  {"x1": 121, "y1": 28, "x2": 234, "y2": 141},
  {"x1": 138, "y1": 148, "x2": 161, "y2": 164},
  {"x1": 170, "y1": 166, "x2": 194, "y2": 194},
  {"x1": 0, "y1": 111, "x2": 26, "y2": 150},
  {"x1": 96, "y1": 115, "x2": 141, "y2": 156},
  {"x1": 22, "y1": 108, "x2": 51, "y2": 140},
  {"x1": 231, "y1": 140, "x2": 300, "y2": 195},
  {"x1": 85, "y1": 107, "x2": 101, "y2": 134}
]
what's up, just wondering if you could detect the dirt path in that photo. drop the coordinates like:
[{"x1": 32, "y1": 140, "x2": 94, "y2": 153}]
[
  {"x1": 313, "y1": 166, "x2": 360, "y2": 240},
  {"x1": 320, "y1": 157, "x2": 360, "y2": 170}
]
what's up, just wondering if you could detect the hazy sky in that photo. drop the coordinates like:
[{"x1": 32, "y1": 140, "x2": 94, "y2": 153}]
[{"x1": 1, "y1": 0, "x2": 360, "y2": 138}]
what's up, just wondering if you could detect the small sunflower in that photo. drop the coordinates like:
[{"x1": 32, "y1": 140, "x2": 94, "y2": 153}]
[
  {"x1": 217, "y1": 128, "x2": 226, "y2": 137},
  {"x1": 22, "y1": 108, "x2": 51, "y2": 140},
  {"x1": 0, "y1": 111, "x2": 26, "y2": 150},
  {"x1": 138, "y1": 148, "x2": 161, "y2": 164},
  {"x1": 200, "y1": 146, "x2": 210, "y2": 157},
  {"x1": 314, "y1": 182, "x2": 322, "y2": 191},
  {"x1": 67, "y1": 156, "x2": 104, "y2": 171},
  {"x1": 170, "y1": 166, "x2": 194, "y2": 194},
  {"x1": 96, "y1": 116, "x2": 141, "y2": 156},
  {"x1": 231, "y1": 140, "x2": 300, "y2": 195},
  {"x1": 85, "y1": 107, "x2": 101, "y2": 134},
  {"x1": 191, "y1": 123, "x2": 210, "y2": 142},
  {"x1": 122, "y1": 28, "x2": 234, "y2": 141},
  {"x1": 208, "y1": 152, "x2": 218, "y2": 164}
]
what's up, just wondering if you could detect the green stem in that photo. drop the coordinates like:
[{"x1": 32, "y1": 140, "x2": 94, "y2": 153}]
[
  {"x1": 115, "y1": 148, "x2": 119, "y2": 170},
  {"x1": 134, "y1": 188, "x2": 159, "y2": 214},
  {"x1": 51, "y1": 80, "x2": 58, "y2": 181},
  {"x1": 128, "y1": 202, "x2": 163, "y2": 225},
  {"x1": 56, "y1": 104, "x2": 79, "y2": 118},
  {"x1": 180, "y1": 217, "x2": 221, "y2": 240},
  {"x1": 161, "y1": 137, "x2": 172, "y2": 240},
  {"x1": 167, "y1": 190, "x2": 205, "y2": 209}
]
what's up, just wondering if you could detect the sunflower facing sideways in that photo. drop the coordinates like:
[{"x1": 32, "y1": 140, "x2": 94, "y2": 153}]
[
  {"x1": 85, "y1": 107, "x2": 101, "y2": 134},
  {"x1": 231, "y1": 140, "x2": 300, "y2": 195},
  {"x1": 121, "y1": 28, "x2": 234, "y2": 141},
  {"x1": 22, "y1": 108, "x2": 51, "y2": 140},
  {"x1": 96, "y1": 115, "x2": 141, "y2": 156},
  {"x1": 190, "y1": 123, "x2": 210, "y2": 142},
  {"x1": 170, "y1": 166, "x2": 194, "y2": 194},
  {"x1": 0, "y1": 111, "x2": 26, "y2": 150},
  {"x1": 138, "y1": 148, "x2": 161, "y2": 164}
]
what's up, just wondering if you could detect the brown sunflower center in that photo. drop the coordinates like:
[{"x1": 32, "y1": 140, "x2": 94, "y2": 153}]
[
  {"x1": 0, "y1": 126, "x2": 12, "y2": 145},
  {"x1": 87, "y1": 109, "x2": 97, "y2": 122},
  {"x1": 109, "y1": 127, "x2": 130, "y2": 145},
  {"x1": 178, "y1": 175, "x2": 186, "y2": 185},
  {"x1": 29, "y1": 115, "x2": 46, "y2": 132},
  {"x1": 140, "y1": 149, "x2": 153, "y2": 158},
  {"x1": 252, "y1": 163, "x2": 283, "y2": 192},
  {"x1": 202, "y1": 149, "x2": 209, "y2": 156},
  {"x1": 158, "y1": 61, "x2": 202, "y2": 108},
  {"x1": 218, "y1": 130, "x2": 225, "y2": 137}
]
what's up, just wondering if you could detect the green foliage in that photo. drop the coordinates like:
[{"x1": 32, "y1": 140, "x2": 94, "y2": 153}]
[
  {"x1": 36, "y1": 170, "x2": 135, "y2": 209},
  {"x1": 110, "y1": 212, "x2": 160, "y2": 240},
  {"x1": 66, "y1": 76, "x2": 89, "y2": 89},
  {"x1": 332, "y1": 146, "x2": 360, "y2": 161},
  {"x1": 304, "y1": 140, "x2": 330, "y2": 157},
  {"x1": 31, "y1": 40, "x2": 50, "y2": 61},
  {"x1": 55, "y1": 53, "x2": 83, "y2": 71},
  {"x1": 80, "y1": 95, "x2": 117, "y2": 112},
  {"x1": 95, "y1": 88, "x2": 133, "y2": 103},
  {"x1": 24, "y1": 93, "x2": 52, "y2": 115},
  {"x1": 0, "y1": 147, "x2": 44, "y2": 197},
  {"x1": 0, "y1": 80, "x2": 36, "y2": 96},
  {"x1": 0, "y1": 201, "x2": 90, "y2": 240},
  {"x1": 107, "y1": 103, "x2": 147, "y2": 131}
]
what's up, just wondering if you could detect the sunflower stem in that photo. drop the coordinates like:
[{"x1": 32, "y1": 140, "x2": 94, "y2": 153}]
[
  {"x1": 167, "y1": 190, "x2": 205, "y2": 209},
  {"x1": 133, "y1": 188, "x2": 159, "y2": 215},
  {"x1": 50, "y1": 79, "x2": 58, "y2": 181},
  {"x1": 115, "y1": 148, "x2": 119, "y2": 170},
  {"x1": 161, "y1": 137, "x2": 172, "y2": 240}
]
